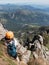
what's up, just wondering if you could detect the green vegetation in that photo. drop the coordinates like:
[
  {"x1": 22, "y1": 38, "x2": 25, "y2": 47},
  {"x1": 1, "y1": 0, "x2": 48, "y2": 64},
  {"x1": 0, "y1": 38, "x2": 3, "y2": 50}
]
[
  {"x1": 4, "y1": 57, "x2": 16, "y2": 65},
  {"x1": 0, "y1": 5, "x2": 49, "y2": 32},
  {"x1": 0, "y1": 41, "x2": 4, "y2": 57}
]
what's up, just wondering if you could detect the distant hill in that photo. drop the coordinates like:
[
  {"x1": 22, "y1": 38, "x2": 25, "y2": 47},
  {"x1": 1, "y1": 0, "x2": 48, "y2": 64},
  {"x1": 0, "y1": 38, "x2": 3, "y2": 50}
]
[{"x1": 0, "y1": 4, "x2": 49, "y2": 32}]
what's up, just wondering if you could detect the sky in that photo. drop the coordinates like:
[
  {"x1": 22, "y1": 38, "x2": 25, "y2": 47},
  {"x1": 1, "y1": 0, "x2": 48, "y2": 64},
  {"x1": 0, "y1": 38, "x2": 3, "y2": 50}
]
[{"x1": 0, "y1": 0, "x2": 49, "y2": 5}]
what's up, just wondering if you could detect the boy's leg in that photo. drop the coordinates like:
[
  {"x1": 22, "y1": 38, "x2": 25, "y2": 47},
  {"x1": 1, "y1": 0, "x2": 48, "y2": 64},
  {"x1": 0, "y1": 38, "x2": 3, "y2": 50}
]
[{"x1": 16, "y1": 56, "x2": 20, "y2": 62}]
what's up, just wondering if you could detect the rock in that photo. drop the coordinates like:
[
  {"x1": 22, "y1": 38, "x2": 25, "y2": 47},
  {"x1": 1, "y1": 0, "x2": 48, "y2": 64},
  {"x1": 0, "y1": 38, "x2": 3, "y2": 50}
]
[
  {"x1": 0, "y1": 23, "x2": 7, "y2": 40},
  {"x1": 28, "y1": 57, "x2": 49, "y2": 65},
  {"x1": 20, "y1": 61, "x2": 27, "y2": 65},
  {"x1": 31, "y1": 39, "x2": 49, "y2": 65}
]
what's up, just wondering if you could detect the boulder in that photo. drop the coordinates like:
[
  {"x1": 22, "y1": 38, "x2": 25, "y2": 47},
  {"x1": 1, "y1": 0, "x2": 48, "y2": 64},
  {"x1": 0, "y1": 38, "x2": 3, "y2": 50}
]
[{"x1": 0, "y1": 23, "x2": 7, "y2": 40}]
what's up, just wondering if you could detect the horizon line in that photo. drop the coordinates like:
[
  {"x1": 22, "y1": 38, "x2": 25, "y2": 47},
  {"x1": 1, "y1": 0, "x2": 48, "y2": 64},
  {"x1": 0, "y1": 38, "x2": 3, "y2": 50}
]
[{"x1": 0, "y1": 3, "x2": 49, "y2": 6}]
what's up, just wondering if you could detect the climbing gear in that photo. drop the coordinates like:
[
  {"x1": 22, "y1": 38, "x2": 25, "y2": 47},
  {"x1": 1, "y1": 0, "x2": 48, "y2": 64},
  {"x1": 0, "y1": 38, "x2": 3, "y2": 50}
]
[{"x1": 5, "y1": 31, "x2": 14, "y2": 40}]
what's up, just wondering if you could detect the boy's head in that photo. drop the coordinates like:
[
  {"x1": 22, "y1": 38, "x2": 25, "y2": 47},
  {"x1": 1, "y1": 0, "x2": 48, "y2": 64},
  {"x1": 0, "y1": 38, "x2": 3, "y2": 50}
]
[{"x1": 5, "y1": 31, "x2": 14, "y2": 42}]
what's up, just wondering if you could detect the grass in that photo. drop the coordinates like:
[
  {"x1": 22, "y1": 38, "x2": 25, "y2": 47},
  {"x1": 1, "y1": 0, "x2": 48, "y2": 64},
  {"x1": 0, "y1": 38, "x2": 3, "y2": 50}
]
[
  {"x1": 0, "y1": 50, "x2": 4, "y2": 58},
  {"x1": 0, "y1": 42, "x2": 4, "y2": 58},
  {"x1": 1, "y1": 56, "x2": 16, "y2": 65},
  {"x1": 5, "y1": 57, "x2": 16, "y2": 65},
  {"x1": 0, "y1": 41, "x2": 16, "y2": 65},
  {"x1": 46, "y1": 43, "x2": 49, "y2": 49}
]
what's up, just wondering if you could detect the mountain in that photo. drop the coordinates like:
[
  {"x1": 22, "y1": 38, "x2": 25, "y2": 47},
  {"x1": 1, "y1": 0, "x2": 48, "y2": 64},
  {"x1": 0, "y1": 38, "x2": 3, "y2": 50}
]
[
  {"x1": 1, "y1": 4, "x2": 49, "y2": 65},
  {"x1": 0, "y1": 4, "x2": 49, "y2": 12},
  {"x1": 0, "y1": 4, "x2": 49, "y2": 32}
]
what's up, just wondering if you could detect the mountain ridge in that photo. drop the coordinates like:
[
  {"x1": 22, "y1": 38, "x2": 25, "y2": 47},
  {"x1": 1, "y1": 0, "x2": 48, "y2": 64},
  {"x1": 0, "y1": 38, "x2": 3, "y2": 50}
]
[{"x1": 0, "y1": 4, "x2": 49, "y2": 32}]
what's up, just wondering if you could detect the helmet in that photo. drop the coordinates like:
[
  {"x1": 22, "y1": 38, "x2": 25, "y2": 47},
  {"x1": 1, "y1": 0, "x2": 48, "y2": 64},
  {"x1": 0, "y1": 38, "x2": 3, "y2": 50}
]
[{"x1": 5, "y1": 31, "x2": 14, "y2": 40}]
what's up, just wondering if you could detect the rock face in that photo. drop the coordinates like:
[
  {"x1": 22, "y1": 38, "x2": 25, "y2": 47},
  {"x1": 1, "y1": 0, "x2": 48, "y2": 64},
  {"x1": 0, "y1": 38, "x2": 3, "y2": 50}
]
[
  {"x1": 32, "y1": 40, "x2": 49, "y2": 61},
  {"x1": 0, "y1": 23, "x2": 7, "y2": 40},
  {"x1": 29, "y1": 39, "x2": 49, "y2": 65},
  {"x1": 25, "y1": 35, "x2": 49, "y2": 65},
  {"x1": 0, "y1": 23, "x2": 49, "y2": 65}
]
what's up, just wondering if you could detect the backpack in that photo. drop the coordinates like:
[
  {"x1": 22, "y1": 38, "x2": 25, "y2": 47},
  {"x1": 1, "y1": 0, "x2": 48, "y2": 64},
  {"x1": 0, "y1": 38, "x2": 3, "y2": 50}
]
[{"x1": 7, "y1": 41, "x2": 17, "y2": 58}]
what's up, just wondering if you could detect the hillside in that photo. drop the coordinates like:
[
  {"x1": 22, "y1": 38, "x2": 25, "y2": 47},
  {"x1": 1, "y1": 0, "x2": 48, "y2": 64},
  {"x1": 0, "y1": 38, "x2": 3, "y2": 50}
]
[
  {"x1": 0, "y1": 23, "x2": 49, "y2": 65},
  {"x1": 0, "y1": 4, "x2": 49, "y2": 65},
  {"x1": 0, "y1": 42, "x2": 18, "y2": 65},
  {"x1": 0, "y1": 4, "x2": 49, "y2": 33},
  {"x1": 0, "y1": 23, "x2": 17, "y2": 65},
  {"x1": 0, "y1": 42, "x2": 49, "y2": 65}
]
